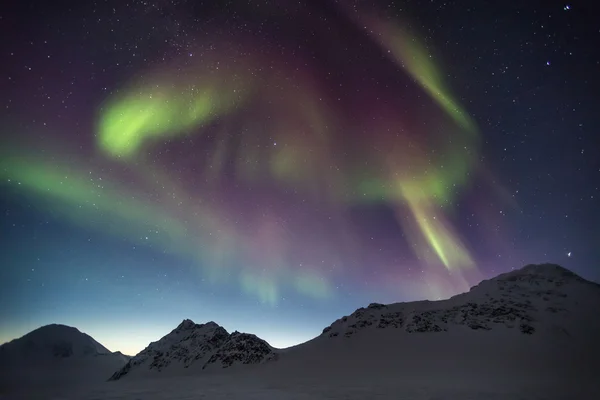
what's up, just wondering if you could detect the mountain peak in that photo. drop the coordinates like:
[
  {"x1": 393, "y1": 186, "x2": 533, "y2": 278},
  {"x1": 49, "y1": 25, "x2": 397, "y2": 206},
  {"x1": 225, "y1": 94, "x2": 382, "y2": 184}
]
[
  {"x1": 34, "y1": 323, "x2": 81, "y2": 334},
  {"x1": 493, "y1": 263, "x2": 585, "y2": 283},
  {"x1": 175, "y1": 320, "x2": 221, "y2": 332},
  {"x1": 110, "y1": 320, "x2": 275, "y2": 380},
  {"x1": 176, "y1": 319, "x2": 197, "y2": 330}
]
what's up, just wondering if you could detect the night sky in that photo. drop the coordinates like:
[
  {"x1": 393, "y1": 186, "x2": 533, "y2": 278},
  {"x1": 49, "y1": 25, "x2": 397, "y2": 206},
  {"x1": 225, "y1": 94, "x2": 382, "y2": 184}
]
[{"x1": 1, "y1": 0, "x2": 599, "y2": 355}]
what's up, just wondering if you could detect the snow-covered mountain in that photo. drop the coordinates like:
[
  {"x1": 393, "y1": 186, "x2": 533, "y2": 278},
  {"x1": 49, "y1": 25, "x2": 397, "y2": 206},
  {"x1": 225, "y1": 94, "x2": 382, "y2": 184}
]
[
  {"x1": 0, "y1": 324, "x2": 129, "y2": 393},
  {"x1": 109, "y1": 320, "x2": 277, "y2": 380},
  {"x1": 1, "y1": 324, "x2": 115, "y2": 361},
  {"x1": 110, "y1": 263, "x2": 600, "y2": 394},
  {"x1": 253, "y1": 263, "x2": 600, "y2": 396},
  {"x1": 319, "y1": 263, "x2": 600, "y2": 340}
]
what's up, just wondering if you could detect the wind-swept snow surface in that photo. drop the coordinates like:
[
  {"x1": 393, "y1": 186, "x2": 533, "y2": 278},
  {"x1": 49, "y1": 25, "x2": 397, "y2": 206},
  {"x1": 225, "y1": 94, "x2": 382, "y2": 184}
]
[{"x1": 4, "y1": 369, "x2": 594, "y2": 400}]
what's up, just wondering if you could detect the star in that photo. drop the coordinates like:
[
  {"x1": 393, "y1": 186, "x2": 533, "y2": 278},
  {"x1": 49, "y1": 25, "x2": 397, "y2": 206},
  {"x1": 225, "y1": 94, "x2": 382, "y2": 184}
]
[{"x1": 0, "y1": 0, "x2": 598, "y2": 358}]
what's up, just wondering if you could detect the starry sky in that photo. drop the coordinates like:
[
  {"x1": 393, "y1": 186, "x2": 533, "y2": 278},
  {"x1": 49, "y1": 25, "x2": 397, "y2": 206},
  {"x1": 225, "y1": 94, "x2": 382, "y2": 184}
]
[{"x1": 1, "y1": 0, "x2": 599, "y2": 355}]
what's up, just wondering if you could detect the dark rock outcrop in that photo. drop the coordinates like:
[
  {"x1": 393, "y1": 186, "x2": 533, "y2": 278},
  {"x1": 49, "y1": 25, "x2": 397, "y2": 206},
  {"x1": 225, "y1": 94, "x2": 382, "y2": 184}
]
[
  {"x1": 319, "y1": 264, "x2": 596, "y2": 340},
  {"x1": 109, "y1": 321, "x2": 276, "y2": 380}
]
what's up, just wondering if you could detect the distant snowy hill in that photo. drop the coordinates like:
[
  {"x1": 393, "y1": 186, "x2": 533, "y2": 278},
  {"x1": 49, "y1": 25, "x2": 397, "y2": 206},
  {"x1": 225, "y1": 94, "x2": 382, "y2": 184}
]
[
  {"x1": 109, "y1": 320, "x2": 277, "y2": 380},
  {"x1": 0, "y1": 324, "x2": 129, "y2": 392},
  {"x1": 1, "y1": 324, "x2": 112, "y2": 361}
]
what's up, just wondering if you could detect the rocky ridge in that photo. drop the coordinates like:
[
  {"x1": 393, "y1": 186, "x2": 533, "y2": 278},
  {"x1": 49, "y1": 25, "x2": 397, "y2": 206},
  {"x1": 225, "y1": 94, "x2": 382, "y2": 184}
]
[
  {"x1": 109, "y1": 320, "x2": 276, "y2": 380},
  {"x1": 320, "y1": 263, "x2": 600, "y2": 339}
]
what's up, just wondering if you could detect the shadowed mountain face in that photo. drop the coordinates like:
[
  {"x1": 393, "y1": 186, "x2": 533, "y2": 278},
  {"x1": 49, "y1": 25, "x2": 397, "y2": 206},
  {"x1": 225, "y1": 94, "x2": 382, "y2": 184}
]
[
  {"x1": 0, "y1": 324, "x2": 129, "y2": 392},
  {"x1": 0, "y1": 324, "x2": 111, "y2": 362}
]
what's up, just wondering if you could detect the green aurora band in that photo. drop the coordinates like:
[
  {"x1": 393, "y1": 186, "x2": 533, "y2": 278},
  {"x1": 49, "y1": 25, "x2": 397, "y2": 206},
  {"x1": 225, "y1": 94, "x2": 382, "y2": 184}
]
[
  {"x1": 98, "y1": 74, "x2": 248, "y2": 159},
  {"x1": 96, "y1": 16, "x2": 478, "y2": 272},
  {"x1": 0, "y1": 149, "x2": 332, "y2": 304},
  {"x1": 1, "y1": 11, "x2": 484, "y2": 304}
]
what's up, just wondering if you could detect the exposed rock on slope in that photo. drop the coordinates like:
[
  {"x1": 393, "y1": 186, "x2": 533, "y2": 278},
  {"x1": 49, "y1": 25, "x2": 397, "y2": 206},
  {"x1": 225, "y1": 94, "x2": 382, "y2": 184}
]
[
  {"x1": 320, "y1": 263, "x2": 600, "y2": 339},
  {"x1": 109, "y1": 320, "x2": 277, "y2": 380},
  {"x1": 204, "y1": 331, "x2": 276, "y2": 369}
]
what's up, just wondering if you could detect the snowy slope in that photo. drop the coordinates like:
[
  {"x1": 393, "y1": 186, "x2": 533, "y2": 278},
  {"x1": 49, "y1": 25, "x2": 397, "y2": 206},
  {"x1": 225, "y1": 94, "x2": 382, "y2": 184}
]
[
  {"x1": 318, "y1": 263, "x2": 600, "y2": 340},
  {"x1": 0, "y1": 324, "x2": 129, "y2": 393},
  {"x1": 109, "y1": 320, "x2": 277, "y2": 380},
  {"x1": 254, "y1": 263, "x2": 600, "y2": 394}
]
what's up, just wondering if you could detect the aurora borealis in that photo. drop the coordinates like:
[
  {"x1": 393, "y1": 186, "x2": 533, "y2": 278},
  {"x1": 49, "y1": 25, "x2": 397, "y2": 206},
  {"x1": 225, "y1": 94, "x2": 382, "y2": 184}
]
[{"x1": 2, "y1": 0, "x2": 599, "y2": 354}]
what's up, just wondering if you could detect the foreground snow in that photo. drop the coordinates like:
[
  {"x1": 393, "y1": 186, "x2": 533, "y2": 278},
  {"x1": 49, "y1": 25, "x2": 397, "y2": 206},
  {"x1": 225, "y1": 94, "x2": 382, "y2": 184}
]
[{"x1": 4, "y1": 371, "x2": 593, "y2": 400}]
